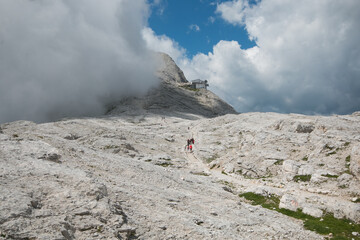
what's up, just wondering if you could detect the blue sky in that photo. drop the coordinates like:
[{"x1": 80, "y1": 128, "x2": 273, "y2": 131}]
[{"x1": 148, "y1": 0, "x2": 256, "y2": 57}]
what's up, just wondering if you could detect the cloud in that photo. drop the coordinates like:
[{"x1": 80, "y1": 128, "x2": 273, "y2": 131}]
[
  {"x1": 215, "y1": 0, "x2": 248, "y2": 25},
  {"x1": 142, "y1": 27, "x2": 186, "y2": 61},
  {"x1": 0, "y1": 0, "x2": 158, "y2": 123},
  {"x1": 211, "y1": 0, "x2": 360, "y2": 114},
  {"x1": 189, "y1": 24, "x2": 201, "y2": 32},
  {"x1": 149, "y1": 0, "x2": 360, "y2": 115}
]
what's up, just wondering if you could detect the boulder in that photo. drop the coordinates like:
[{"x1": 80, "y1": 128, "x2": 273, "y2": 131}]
[
  {"x1": 296, "y1": 124, "x2": 315, "y2": 133},
  {"x1": 298, "y1": 165, "x2": 314, "y2": 175},
  {"x1": 337, "y1": 173, "x2": 353, "y2": 188},
  {"x1": 302, "y1": 206, "x2": 323, "y2": 218},
  {"x1": 282, "y1": 160, "x2": 299, "y2": 174},
  {"x1": 279, "y1": 194, "x2": 299, "y2": 211}
]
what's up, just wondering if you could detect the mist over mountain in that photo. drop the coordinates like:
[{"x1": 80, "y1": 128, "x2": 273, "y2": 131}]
[{"x1": 0, "y1": 0, "x2": 158, "y2": 124}]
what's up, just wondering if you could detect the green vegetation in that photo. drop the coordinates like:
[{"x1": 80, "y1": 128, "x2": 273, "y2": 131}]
[
  {"x1": 302, "y1": 156, "x2": 309, "y2": 161},
  {"x1": 274, "y1": 159, "x2": 284, "y2": 165},
  {"x1": 104, "y1": 145, "x2": 118, "y2": 150},
  {"x1": 345, "y1": 155, "x2": 351, "y2": 162},
  {"x1": 206, "y1": 154, "x2": 218, "y2": 163},
  {"x1": 180, "y1": 85, "x2": 199, "y2": 92},
  {"x1": 293, "y1": 175, "x2": 311, "y2": 182},
  {"x1": 219, "y1": 180, "x2": 235, "y2": 189},
  {"x1": 326, "y1": 151, "x2": 338, "y2": 156},
  {"x1": 155, "y1": 162, "x2": 173, "y2": 167},
  {"x1": 210, "y1": 164, "x2": 217, "y2": 169},
  {"x1": 239, "y1": 192, "x2": 280, "y2": 209},
  {"x1": 239, "y1": 192, "x2": 360, "y2": 239},
  {"x1": 221, "y1": 170, "x2": 228, "y2": 175},
  {"x1": 318, "y1": 163, "x2": 325, "y2": 167},
  {"x1": 322, "y1": 174, "x2": 339, "y2": 178},
  {"x1": 191, "y1": 172, "x2": 210, "y2": 176},
  {"x1": 344, "y1": 142, "x2": 351, "y2": 147},
  {"x1": 97, "y1": 225, "x2": 103, "y2": 233},
  {"x1": 325, "y1": 144, "x2": 335, "y2": 150}
]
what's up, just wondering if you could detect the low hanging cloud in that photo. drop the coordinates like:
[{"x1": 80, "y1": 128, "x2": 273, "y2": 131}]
[
  {"x1": 146, "y1": 0, "x2": 360, "y2": 115},
  {"x1": 0, "y1": 0, "x2": 158, "y2": 123}
]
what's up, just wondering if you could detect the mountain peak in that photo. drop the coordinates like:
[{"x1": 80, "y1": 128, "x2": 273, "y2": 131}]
[{"x1": 108, "y1": 52, "x2": 237, "y2": 118}]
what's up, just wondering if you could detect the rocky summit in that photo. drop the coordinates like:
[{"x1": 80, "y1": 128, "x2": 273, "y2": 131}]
[{"x1": 1, "y1": 55, "x2": 360, "y2": 240}]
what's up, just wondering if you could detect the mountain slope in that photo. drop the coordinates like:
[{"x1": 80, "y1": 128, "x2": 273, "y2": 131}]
[{"x1": 108, "y1": 53, "x2": 237, "y2": 118}]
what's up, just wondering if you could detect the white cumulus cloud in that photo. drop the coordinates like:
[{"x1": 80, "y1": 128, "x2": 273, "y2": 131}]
[{"x1": 151, "y1": 0, "x2": 360, "y2": 115}]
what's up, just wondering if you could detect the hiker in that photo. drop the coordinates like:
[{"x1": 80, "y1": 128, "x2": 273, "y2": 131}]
[
  {"x1": 189, "y1": 145, "x2": 193, "y2": 152},
  {"x1": 190, "y1": 138, "x2": 194, "y2": 144}
]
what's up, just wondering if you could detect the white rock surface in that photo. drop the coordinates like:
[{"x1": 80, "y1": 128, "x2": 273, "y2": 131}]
[{"x1": 1, "y1": 54, "x2": 360, "y2": 239}]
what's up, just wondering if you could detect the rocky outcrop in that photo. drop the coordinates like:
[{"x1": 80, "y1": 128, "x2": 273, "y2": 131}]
[
  {"x1": 156, "y1": 52, "x2": 188, "y2": 83},
  {"x1": 108, "y1": 53, "x2": 237, "y2": 118}
]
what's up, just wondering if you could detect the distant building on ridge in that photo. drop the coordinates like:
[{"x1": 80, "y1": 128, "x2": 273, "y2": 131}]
[{"x1": 191, "y1": 79, "x2": 209, "y2": 90}]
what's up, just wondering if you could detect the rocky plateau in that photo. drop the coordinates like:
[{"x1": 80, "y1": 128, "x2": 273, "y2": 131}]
[{"x1": 0, "y1": 54, "x2": 359, "y2": 240}]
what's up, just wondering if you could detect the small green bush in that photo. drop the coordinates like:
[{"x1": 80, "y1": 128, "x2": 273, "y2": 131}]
[
  {"x1": 293, "y1": 175, "x2": 311, "y2": 182},
  {"x1": 345, "y1": 155, "x2": 351, "y2": 162}
]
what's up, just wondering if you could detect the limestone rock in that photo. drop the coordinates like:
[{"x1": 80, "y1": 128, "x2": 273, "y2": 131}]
[
  {"x1": 279, "y1": 194, "x2": 300, "y2": 211},
  {"x1": 283, "y1": 160, "x2": 299, "y2": 174},
  {"x1": 302, "y1": 206, "x2": 323, "y2": 218}
]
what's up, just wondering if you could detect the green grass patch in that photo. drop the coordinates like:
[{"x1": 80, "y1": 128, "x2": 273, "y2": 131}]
[
  {"x1": 345, "y1": 155, "x2": 351, "y2": 162},
  {"x1": 326, "y1": 151, "x2": 337, "y2": 156},
  {"x1": 322, "y1": 174, "x2": 339, "y2": 178},
  {"x1": 221, "y1": 170, "x2": 228, "y2": 175},
  {"x1": 219, "y1": 180, "x2": 235, "y2": 189},
  {"x1": 104, "y1": 145, "x2": 118, "y2": 149},
  {"x1": 239, "y1": 192, "x2": 280, "y2": 209},
  {"x1": 239, "y1": 192, "x2": 360, "y2": 239},
  {"x1": 293, "y1": 175, "x2": 311, "y2": 182},
  {"x1": 206, "y1": 154, "x2": 218, "y2": 163},
  {"x1": 155, "y1": 162, "x2": 173, "y2": 167},
  {"x1": 344, "y1": 142, "x2": 351, "y2": 147},
  {"x1": 191, "y1": 171, "x2": 210, "y2": 176},
  {"x1": 302, "y1": 156, "x2": 309, "y2": 161},
  {"x1": 325, "y1": 144, "x2": 335, "y2": 150},
  {"x1": 274, "y1": 159, "x2": 284, "y2": 165}
]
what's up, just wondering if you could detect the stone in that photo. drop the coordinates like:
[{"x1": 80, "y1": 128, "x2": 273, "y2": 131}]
[
  {"x1": 296, "y1": 124, "x2": 315, "y2": 133},
  {"x1": 282, "y1": 160, "x2": 299, "y2": 174},
  {"x1": 2, "y1": 98, "x2": 360, "y2": 239},
  {"x1": 279, "y1": 194, "x2": 299, "y2": 211},
  {"x1": 302, "y1": 206, "x2": 323, "y2": 218}
]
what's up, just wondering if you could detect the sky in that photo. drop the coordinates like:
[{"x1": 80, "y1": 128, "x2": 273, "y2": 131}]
[
  {"x1": 1, "y1": 0, "x2": 360, "y2": 123},
  {"x1": 145, "y1": 0, "x2": 360, "y2": 115},
  {"x1": 148, "y1": 0, "x2": 256, "y2": 57}
]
